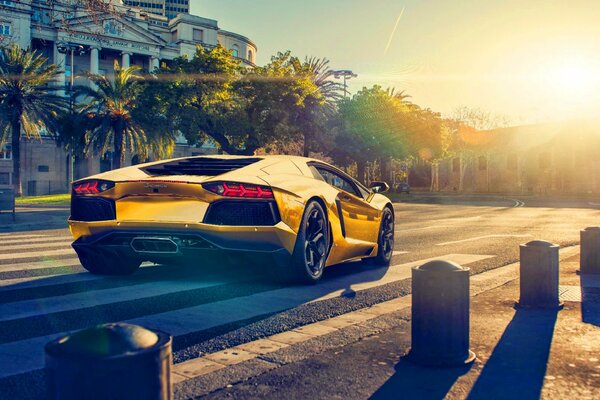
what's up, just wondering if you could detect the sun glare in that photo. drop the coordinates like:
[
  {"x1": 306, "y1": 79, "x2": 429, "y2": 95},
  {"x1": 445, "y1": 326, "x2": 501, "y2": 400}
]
[{"x1": 543, "y1": 61, "x2": 598, "y2": 97}]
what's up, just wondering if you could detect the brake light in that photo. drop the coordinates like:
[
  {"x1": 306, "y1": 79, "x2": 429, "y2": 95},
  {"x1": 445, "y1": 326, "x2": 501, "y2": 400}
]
[
  {"x1": 203, "y1": 181, "x2": 274, "y2": 199},
  {"x1": 73, "y1": 180, "x2": 114, "y2": 195}
]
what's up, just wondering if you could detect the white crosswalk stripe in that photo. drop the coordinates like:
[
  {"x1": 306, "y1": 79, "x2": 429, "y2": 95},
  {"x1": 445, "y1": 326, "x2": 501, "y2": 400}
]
[
  {"x1": 0, "y1": 232, "x2": 497, "y2": 381},
  {"x1": 0, "y1": 241, "x2": 72, "y2": 252}
]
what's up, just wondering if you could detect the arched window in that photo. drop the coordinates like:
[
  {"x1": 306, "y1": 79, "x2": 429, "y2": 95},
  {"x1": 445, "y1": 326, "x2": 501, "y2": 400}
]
[
  {"x1": 231, "y1": 44, "x2": 239, "y2": 58},
  {"x1": 247, "y1": 49, "x2": 253, "y2": 62}
]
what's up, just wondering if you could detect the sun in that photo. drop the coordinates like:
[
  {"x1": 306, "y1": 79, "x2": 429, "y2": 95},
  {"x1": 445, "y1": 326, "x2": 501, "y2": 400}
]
[{"x1": 544, "y1": 61, "x2": 597, "y2": 97}]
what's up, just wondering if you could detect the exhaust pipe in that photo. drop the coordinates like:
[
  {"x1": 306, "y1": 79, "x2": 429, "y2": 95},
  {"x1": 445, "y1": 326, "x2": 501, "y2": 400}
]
[{"x1": 130, "y1": 237, "x2": 179, "y2": 254}]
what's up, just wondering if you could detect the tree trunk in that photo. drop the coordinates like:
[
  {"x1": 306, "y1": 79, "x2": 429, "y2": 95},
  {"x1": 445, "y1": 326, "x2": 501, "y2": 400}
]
[
  {"x1": 357, "y1": 160, "x2": 366, "y2": 185},
  {"x1": 11, "y1": 119, "x2": 22, "y2": 197},
  {"x1": 113, "y1": 125, "x2": 124, "y2": 170},
  {"x1": 303, "y1": 131, "x2": 310, "y2": 157}
]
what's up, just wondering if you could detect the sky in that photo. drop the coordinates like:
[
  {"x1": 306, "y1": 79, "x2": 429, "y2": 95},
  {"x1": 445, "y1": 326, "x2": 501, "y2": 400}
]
[{"x1": 191, "y1": 0, "x2": 600, "y2": 124}]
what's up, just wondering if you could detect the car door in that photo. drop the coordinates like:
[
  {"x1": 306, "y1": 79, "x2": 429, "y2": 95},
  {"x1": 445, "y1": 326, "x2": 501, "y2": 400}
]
[{"x1": 312, "y1": 165, "x2": 380, "y2": 244}]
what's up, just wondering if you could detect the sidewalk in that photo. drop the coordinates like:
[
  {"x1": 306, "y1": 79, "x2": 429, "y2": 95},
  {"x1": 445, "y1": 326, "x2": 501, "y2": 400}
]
[{"x1": 175, "y1": 249, "x2": 600, "y2": 399}]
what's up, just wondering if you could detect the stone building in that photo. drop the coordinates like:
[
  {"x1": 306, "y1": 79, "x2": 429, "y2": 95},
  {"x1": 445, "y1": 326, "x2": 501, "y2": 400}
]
[
  {"x1": 432, "y1": 120, "x2": 600, "y2": 194},
  {"x1": 0, "y1": 0, "x2": 256, "y2": 195}
]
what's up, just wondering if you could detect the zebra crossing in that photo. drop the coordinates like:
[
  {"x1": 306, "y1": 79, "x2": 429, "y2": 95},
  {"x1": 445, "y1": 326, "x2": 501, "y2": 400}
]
[{"x1": 0, "y1": 231, "x2": 494, "y2": 384}]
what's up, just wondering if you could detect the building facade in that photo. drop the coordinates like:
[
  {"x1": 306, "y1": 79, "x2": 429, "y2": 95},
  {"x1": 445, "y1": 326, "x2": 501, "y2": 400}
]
[
  {"x1": 123, "y1": 0, "x2": 190, "y2": 20},
  {"x1": 0, "y1": 0, "x2": 256, "y2": 195}
]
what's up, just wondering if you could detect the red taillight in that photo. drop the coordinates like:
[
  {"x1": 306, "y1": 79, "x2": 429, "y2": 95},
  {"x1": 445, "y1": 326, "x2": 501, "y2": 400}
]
[
  {"x1": 72, "y1": 180, "x2": 114, "y2": 195},
  {"x1": 203, "y1": 181, "x2": 274, "y2": 199}
]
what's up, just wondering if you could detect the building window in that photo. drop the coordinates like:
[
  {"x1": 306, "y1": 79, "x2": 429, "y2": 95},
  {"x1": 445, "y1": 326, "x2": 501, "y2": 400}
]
[
  {"x1": 193, "y1": 28, "x2": 203, "y2": 42},
  {"x1": 0, "y1": 1, "x2": 13, "y2": 6},
  {"x1": 171, "y1": 30, "x2": 178, "y2": 42},
  {"x1": 0, "y1": 172, "x2": 9, "y2": 185},
  {"x1": 231, "y1": 44, "x2": 239, "y2": 58},
  {"x1": 0, "y1": 23, "x2": 11, "y2": 36},
  {"x1": 478, "y1": 156, "x2": 487, "y2": 171},
  {"x1": 37, "y1": 165, "x2": 50, "y2": 173},
  {"x1": 0, "y1": 144, "x2": 11, "y2": 160},
  {"x1": 247, "y1": 49, "x2": 253, "y2": 62}
]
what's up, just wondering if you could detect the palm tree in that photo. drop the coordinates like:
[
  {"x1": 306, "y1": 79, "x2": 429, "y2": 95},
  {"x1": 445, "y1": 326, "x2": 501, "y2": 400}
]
[
  {"x1": 78, "y1": 61, "x2": 148, "y2": 169},
  {"x1": 0, "y1": 44, "x2": 67, "y2": 196},
  {"x1": 293, "y1": 57, "x2": 344, "y2": 156}
]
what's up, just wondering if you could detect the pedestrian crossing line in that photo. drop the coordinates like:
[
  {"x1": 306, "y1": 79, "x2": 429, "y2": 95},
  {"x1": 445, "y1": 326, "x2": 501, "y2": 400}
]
[
  {"x1": 0, "y1": 234, "x2": 68, "y2": 240},
  {"x1": 0, "y1": 262, "x2": 156, "y2": 291},
  {"x1": 0, "y1": 248, "x2": 76, "y2": 262},
  {"x1": 0, "y1": 253, "x2": 491, "y2": 379},
  {"x1": 0, "y1": 278, "x2": 227, "y2": 323},
  {"x1": 392, "y1": 251, "x2": 408, "y2": 256},
  {"x1": 0, "y1": 241, "x2": 73, "y2": 252},
  {"x1": 0, "y1": 257, "x2": 81, "y2": 275},
  {"x1": 0, "y1": 236, "x2": 72, "y2": 246}
]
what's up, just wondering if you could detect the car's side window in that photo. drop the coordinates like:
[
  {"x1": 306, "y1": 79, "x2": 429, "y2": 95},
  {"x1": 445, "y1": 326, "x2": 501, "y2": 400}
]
[{"x1": 314, "y1": 166, "x2": 362, "y2": 198}]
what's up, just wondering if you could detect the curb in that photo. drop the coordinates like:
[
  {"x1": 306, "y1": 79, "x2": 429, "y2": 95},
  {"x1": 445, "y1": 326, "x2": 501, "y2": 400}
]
[{"x1": 173, "y1": 246, "x2": 580, "y2": 398}]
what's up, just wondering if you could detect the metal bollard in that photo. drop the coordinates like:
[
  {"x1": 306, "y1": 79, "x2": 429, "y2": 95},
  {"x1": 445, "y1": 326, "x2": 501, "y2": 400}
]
[
  {"x1": 409, "y1": 260, "x2": 476, "y2": 367},
  {"x1": 517, "y1": 240, "x2": 563, "y2": 309},
  {"x1": 45, "y1": 323, "x2": 172, "y2": 400},
  {"x1": 580, "y1": 227, "x2": 600, "y2": 275}
]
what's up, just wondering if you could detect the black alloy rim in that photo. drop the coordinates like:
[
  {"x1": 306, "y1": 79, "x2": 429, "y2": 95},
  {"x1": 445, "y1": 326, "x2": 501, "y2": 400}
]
[
  {"x1": 304, "y1": 207, "x2": 327, "y2": 276},
  {"x1": 381, "y1": 211, "x2": 394, "y2": 259}
]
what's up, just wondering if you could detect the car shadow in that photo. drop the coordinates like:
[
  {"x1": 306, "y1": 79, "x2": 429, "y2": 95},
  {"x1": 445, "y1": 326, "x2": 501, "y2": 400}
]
[
  {"x1": 371, "y1": 356, "x2": 472, "y2": 400},
  {"x1": 467, "y1": 308, "x2": 558, "y2": 400},
  {"x1": 580, "y1": 274, "x2": 600, "y2": 326}
]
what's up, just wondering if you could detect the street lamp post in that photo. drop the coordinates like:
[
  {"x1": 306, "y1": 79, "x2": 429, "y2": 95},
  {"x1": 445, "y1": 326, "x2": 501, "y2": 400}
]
[
  {"x1": 333, "y1": 69, "x2": 357, "y2": 98},
  {"x1": 56, "y1": 42, "x2": 87, "y2": 185}
]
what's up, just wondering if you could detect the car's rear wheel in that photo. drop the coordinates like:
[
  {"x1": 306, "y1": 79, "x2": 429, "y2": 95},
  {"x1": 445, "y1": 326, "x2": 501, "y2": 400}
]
[
  {"x1": 371, "y1": 207, "x2": 395, "y2": 266},
  {"x1": 288, "y1": 200, "x2": 330, "y2": 284},
  {"x1": 79, "y1": 252, "x2": 141, "y2": 275}
]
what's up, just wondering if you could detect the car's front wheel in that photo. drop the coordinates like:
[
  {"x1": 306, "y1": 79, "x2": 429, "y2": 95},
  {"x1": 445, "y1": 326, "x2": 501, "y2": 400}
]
[
  {"x1": 289, "y1": 200, "x2": 330, "y2": 284},
  {"x1": 79, "y1": 252, "x2": 141, "y2": 275},
  {"x1": 371, "y1": 207, "x2": 395, "y2": 266}
]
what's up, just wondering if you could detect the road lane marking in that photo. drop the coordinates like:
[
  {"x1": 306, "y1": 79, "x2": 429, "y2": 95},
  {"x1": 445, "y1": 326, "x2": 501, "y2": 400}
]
[
  {"x1": 0, "y1": 278, "x2": 227, "y2": 322},
  {"x1": 0, "y1": 248, "x2": 76, "y2": 262},
  {"x1": 0, "y1": 257, "x2": 81, "y2": 275},
  {"x1": 0, "y1": 237, "x2": 72, "y2": 245},
  {"x1": 392, "y1": 251, "x2": 407, "y2": 256},
  {"x1": 0, "y1": 241, "x2": 72, "y2": 252},
  {"x1": 436, "y1": 234, "x2": 532, "y2": 246},
  {"x1": 0, "y1": 234, "x2": 68, "y2": 240}
]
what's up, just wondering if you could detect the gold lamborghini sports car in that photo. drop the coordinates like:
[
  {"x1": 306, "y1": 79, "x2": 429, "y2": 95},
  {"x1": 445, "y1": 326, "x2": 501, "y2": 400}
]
[{"x1": 69, "y1": 155, "x2": 395, "y2": 283}]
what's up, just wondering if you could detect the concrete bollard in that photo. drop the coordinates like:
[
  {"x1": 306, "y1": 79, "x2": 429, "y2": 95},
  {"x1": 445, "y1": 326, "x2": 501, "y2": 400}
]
[
  {"x1": 409, "y1": 260, "x2": 476, "y2": 367},
  {"x1": 45, "y1": 323, "x2": 172, "y2": 400},
  {"x1": 517, "y1": 240, "x2": 563, "y2": 309},
  {"x1": 580, "y1": 227, "x2": 600, "y2": 275}
]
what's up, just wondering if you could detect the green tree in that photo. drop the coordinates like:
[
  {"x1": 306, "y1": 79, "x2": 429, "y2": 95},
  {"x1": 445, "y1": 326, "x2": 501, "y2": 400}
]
[
  {"x1": 77, "y1": 61, "x2": 151, "y2": 169},
  {"x1": 330, "y1": 85, "x2": 409, "y2": 183},
  {"x1": 0, "y1": 44, "x2": 67, "y2": 196}
]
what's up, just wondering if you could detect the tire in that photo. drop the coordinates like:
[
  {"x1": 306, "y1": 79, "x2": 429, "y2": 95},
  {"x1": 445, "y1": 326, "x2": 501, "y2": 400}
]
[
  {"x1": 288, "y1": 200, "x2": 330, "y2": 284},
  {"x1": 79, "y1": 252, "x2": 141, "y2": 275},
  {"x1": 371, "y1": 207, "x2": 395, "y2": 266}
]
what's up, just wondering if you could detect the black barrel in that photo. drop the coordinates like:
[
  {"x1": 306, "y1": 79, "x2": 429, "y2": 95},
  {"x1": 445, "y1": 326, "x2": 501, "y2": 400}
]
[
  {"x1": 517, "y1": 240, "x2": 562, "y2": 309},
  {"x1": 409, "y1": 260, "x2": 475, "y2": 367},
  {"x1": 45, "y1": 323, "x2": 172, "y2": 400}
]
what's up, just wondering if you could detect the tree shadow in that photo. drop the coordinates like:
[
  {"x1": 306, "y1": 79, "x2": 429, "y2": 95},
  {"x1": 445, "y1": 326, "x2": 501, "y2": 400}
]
[
  {"x1": 467, "y1": 308, "x2": 558, "y2": 400},
  {"x1": 580, "y1": 274, "x2": 600, "y2": 326},
  {"x1": 371, "y1": 356, "x2": 472, "y2": 400}
]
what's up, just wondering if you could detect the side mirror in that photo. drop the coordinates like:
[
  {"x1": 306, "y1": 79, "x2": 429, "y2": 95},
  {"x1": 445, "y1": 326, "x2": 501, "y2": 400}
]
[{"x1": 369, "y1": 181, "x2": 390, "y2": 194}]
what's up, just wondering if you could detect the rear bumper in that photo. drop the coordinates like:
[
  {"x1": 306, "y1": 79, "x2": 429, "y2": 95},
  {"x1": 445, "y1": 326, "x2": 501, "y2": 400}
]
[{"x1": 69, "y1": 220, "x2": 297, "y2": 266}]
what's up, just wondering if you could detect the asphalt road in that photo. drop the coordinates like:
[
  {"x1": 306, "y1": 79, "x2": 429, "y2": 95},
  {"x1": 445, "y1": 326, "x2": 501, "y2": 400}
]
[{"x1": 0, "y1": 196, "x2": 598, "y2": 398}]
